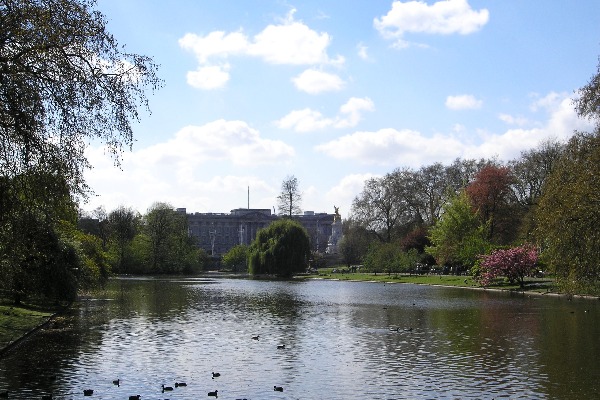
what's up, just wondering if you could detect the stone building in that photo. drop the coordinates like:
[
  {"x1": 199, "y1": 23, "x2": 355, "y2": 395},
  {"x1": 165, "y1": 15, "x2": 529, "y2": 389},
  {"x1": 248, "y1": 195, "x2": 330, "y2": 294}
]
[{"x1": 182, "y1": 208, "x2": 336, "y2": 256}]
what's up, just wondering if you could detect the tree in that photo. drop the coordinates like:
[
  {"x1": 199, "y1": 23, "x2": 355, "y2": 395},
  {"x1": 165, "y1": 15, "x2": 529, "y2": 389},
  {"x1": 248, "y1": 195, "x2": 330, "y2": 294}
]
[
  {"x1": 477, "y1": 244, "x2": 538, "y2": 288},
  {"x1": 363, "y1": 242, "x2": 417, "y2": 276},
  {"x1": 510, "y1": 139, "x2": 564, "y2": 240},
  {"x1": 0, "y1": 0, "x2": 160, "y2": 299},
  {"x1": 277, "y1": 175, "x2": 302, "y2": 216},
  {"x1": 107, "y1": 206, "x2": 139, "y2": 273},
  {"x1": 575, "y1": 55, "x2": 600, "y2": 126},
  {"x1": 144, "y1": 203, "x2": 191, "y2": 273},
  {"x1": 0, "y1": 171, "x2": 81, "y2": 304},
  {"x1": 465, "y1": 164, "x2": 516, "y2": 244},
  {"x1": 338, "y1": 220, "x2": 374, "y2": 267},
  {"x1": 536, "y1": 131, "x2": 600, "y2": 291},
  {"x1": 247, "y1": 219, "x2": 310, "y2": 277},
  {"x1": 426, "y1": 191, "x2": 491, "y2": 272},
  {"x1": 222, "y1": 244, "x2": 248, "y2": 272},
  {"x1": 351, "y1": 174, "x2": 407, "y2": 242},
  {"x1": 0, "y1": 0, "x2": 161, "y2": 193}
]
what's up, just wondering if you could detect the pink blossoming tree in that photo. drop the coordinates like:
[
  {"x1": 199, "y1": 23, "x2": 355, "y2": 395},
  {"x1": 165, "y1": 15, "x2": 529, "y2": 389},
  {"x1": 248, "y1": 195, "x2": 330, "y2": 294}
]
[{"x1": 478, "y1": 245, "x2": 538, "y2": 288}]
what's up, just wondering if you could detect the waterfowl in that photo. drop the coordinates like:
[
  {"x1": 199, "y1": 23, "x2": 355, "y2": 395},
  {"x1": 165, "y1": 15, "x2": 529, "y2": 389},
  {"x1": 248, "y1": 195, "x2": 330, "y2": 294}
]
[
  {"x1": 274, "y1": 386, "x2": 284, "y2": 392},
  {"x1": 208, "y1": 389, "x2": 218, "y2": 397},
  {"x1": 128, "y1": 396, "x2": 141, "y2": 400},
  {"x1": 162, "y1": 384, "x2": 174, "y2": 392},
  {"x1": 83, "y1": 389, "x2": 94, "y2": 396},
  {"x1": 42, "y1": 396, "x2": 53, "y2": 400},
  {"x1": 251, "y1": 335, "x2": 259, "y2": 340},
  {"x1": 113, "y1": 379, "x2": 120, "y2": 386},
  {"x1": 277, "y1": 344, "x2": 285, "y2": 349},
  {"x1": 175, "y1": 381, "x2": 187, "y2": 387},
  {"x1": 212, "y1": 372, "x2": 221, "y2": 378}
]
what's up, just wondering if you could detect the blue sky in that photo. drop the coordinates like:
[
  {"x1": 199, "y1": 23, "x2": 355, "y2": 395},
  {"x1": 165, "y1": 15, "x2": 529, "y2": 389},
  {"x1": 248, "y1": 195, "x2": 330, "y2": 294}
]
[{"x1": 84, "y1": 0, "x2": 600, "y2": 218}]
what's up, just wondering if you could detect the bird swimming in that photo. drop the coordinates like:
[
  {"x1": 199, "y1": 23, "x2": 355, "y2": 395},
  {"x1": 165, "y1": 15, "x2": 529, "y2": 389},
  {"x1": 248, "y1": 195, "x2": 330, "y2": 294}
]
[
  {"x1": 274, "y1": 386, "x2": 284, "y2": 392},
  {"x1": 162, "y1": 384, "x2": 174, "y2": 392},
  {"x1": 83, "y1": 389, "x2": 94, "y2": 396},
  {"x1": 208, "y1": 389, "x2": 218, "y2": 397},
  {"x1": 212, "y1": 372, "x2": 221, "y2": 378},
  {"x1": 175, "y1": 381, "x2": 187, "y2": 387},
  {"x1": 277, "y1": 344, "x2": 285, "y2": 349}
]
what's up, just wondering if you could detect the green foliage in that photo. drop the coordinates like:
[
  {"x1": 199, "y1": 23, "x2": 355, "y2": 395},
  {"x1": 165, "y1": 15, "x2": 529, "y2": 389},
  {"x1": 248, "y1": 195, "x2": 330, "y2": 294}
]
[
  {"x1": 248, "y1": 219, "x2": 310, "y2": 277},
  {"x1": 0, "y1": 0, "x2": 159, "y2": 301},
  {"x1": 140, "y1": 203, "x2": 203, "y2": 274},
  {"x1": 222, "y1": 244, "x2": 248, "y2": 272},
  {"x1": 107, "y1": 206, "x2": 140, "y2": 273},
  {"x1": 0, "y1": 173, "x2": 85, "y2": 304},
  {"x1": 536, "y1": 131, "x2": 600, "y2": 290},
  {"x1": 363, "y1": 242, "x2": 418, "y2": 275},
  {"x1": 338, "y1": 220, "x2": 373, "y2": 267},
  {"x1": 0, "y1": 0, "x2": 161, "y2": 195},
  {"x1": 426, "y1": 191, "x2": 491, "y2": 269}
]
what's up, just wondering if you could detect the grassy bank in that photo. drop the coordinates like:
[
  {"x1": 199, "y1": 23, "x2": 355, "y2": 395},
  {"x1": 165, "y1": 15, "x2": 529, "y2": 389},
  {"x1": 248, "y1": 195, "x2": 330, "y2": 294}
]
[
  {"x1": 307, "y1": 267, "x2": 557, "y2": 294},
  {"x1": 0, "y1": 299, "x2": 62, "y2": 355}
]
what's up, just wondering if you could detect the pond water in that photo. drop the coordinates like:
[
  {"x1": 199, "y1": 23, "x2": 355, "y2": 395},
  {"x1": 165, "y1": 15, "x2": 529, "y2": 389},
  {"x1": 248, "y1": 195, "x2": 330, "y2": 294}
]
[{"x1": 0, "y1": 277, "x2": 599, "y2": 399}]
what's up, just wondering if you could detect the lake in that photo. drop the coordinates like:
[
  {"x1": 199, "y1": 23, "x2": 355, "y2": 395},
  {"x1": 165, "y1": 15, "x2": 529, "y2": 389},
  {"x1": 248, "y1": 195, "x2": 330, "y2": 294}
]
[{"x1": 0, "y1": 276, "x2": 598, "y2": 399}]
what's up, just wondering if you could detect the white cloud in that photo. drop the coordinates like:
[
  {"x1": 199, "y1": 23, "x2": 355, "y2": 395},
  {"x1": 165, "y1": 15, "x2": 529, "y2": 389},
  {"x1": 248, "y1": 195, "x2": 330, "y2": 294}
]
[
  {"x1": 445, "y1": 94, "x2": 482, "y2": 110},
  {"x1": 178, "y1": 31, "x2": 248, "y2": 63},
  {"x1": 374, "y1": 0, "x2": 489, "y2": 48},
  {"x1": 275, "y1": 97, "x2": 375, "y2": 132},
  {"x1": 275, "y1": 108, "x2": 334, "y2": 132},
  {"x1": 316, "y1": 128, "x2": 465, "y2": 167},
  {"x1": 186, "y1": 64, "x2": 230, "y2": 90},
  {"x1": 83, "y1": 120, "x2": 295, "y2": 213},
  {"x1": 179, "y1": 9, "x2": 343, "y2": 89},
  {"x1": 335, "y1": 97, "x2": 375, "y2": 128},
  {"x1": 248, "y1": 21, "x2": 334, "y2": 65},
  {"x1": 498, "y1": 113, "x2": 530, "y2": 126},
  {"x1": 316, "y1": 93, "x2": 592, "y2": 166},
  {"x1": 529, "y1": 91, "x2": 563, "y2": 112},
  {"x1": 292, "y1": 69, "x2": 345, "y2": 94},
  {"x1": 357, "y1": 42, "x2": 370, "y2": 60}
]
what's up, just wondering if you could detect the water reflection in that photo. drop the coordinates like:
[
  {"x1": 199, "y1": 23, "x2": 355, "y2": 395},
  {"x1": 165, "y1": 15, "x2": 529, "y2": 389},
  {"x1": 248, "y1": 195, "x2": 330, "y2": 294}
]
[{"x1": 0, "y1": 277, "x2": 598, "y2": 399}]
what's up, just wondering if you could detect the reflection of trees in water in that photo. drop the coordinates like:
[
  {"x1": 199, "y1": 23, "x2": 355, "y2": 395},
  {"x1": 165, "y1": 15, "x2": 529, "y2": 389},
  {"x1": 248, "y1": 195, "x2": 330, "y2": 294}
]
[{"x1": 1, "y1": 278, "x2": 598, "y2": 399}]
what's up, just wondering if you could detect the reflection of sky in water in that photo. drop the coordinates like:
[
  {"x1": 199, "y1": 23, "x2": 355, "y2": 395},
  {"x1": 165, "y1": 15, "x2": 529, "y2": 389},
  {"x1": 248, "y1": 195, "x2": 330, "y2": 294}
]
[{"x1": 0, "y1": 277, "x2": 598, "y2": 399}]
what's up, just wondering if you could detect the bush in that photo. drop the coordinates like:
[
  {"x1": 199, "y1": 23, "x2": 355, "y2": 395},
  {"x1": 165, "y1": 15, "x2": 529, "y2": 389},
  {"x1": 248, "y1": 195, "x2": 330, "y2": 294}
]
[{"x1": 477, "y1": 244, "x2": 538, "y2": 288}]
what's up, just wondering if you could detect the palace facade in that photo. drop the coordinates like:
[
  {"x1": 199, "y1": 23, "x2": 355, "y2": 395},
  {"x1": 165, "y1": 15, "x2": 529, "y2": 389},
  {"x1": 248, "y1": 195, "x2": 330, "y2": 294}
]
[{"x1": 181, "y1": 208, "x2": 336, "y2": 256}]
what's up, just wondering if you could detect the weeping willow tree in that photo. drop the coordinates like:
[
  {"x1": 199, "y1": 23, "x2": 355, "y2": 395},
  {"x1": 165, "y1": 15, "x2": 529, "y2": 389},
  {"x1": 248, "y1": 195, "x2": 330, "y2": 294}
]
[
  {"x1": 0, "y1": 0, "x2": 161, "y2": 303},
  {"x1": 248, "y1": 219, "x2": 310, "y2": 278}
]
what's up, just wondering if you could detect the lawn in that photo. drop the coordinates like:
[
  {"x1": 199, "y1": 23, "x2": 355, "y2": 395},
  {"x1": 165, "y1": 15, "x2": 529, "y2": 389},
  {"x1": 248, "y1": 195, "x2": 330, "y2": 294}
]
[
  {"x1": 308, "y1": 267, "x2": 556, "y2": 293},
  {"x1": 0, "y1": 299, "x2": 59, "y2": 353}
]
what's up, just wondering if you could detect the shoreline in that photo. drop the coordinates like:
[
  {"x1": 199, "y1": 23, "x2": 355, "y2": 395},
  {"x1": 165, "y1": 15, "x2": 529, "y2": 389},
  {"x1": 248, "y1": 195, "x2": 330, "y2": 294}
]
[{"x1": 305, "y1": 274, "x2": 600, "y2": 301}]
